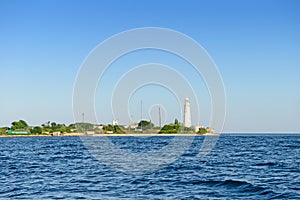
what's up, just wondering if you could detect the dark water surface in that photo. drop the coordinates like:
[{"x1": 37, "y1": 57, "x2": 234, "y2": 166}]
[{"x1": 0, "y1": 135, "x2": 299, "y2": 199}]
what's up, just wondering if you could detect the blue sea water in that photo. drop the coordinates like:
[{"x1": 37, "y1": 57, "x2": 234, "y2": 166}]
[{"x1": 0, "y1": 135, "x2": 299, "y2": 199}]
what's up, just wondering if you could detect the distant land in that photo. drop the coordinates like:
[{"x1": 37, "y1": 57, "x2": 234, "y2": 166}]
[{"x1": 0, "y1": 119, "x2": 215, "y2": 137}]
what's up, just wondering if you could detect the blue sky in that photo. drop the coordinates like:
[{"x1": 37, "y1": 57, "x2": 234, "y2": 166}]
[{"x1": 0, "y1": 0, "x2": 299, "y2": 132}]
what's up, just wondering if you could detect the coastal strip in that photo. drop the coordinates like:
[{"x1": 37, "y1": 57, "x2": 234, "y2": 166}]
[{"x1": 0, "y1": 133, "x2": 220, "y2": 138}]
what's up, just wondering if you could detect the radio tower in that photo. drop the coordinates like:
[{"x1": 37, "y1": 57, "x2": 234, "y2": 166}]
[
  {"x1": 183, "y1": 98, "x2": 191, "y2": 128},
  {"x1": 158, "y1": 107, "x2": 162, "y2": 128}
]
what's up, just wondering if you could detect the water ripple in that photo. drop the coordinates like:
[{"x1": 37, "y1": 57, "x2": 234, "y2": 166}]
[{"x1": 0, "y1": 135, "x2": 299, "y2": 199}]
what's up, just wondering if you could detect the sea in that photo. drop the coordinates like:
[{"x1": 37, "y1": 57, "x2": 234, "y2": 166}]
[{"x1": 0, "y1": 134, "x2": 299, "y2": 199}]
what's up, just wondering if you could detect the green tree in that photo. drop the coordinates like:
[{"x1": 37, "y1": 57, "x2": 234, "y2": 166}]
[
  {"x1": 103, "y1": 125, "x2": 124, "y2": 134},
  {"x1": 198, "y1": 128, "x2": 208, "y2": 134},
  {"x1": 68, "y1": 124, "x2": 76, "y2": 130},
  {"x1": 113, "y1": 125, "x2": 125, "y2": 133},
  {"x1": 103, "y1": 124, "x2": 114, "y2": 132},
  {"x1": 0, "y1": 127, "x2": 8, "y2": 135},
  {"x1": 138, "y1": 120, "x2": 154, "y2": 130},
  {"x1": 159, "y1": 124, "x2": 179, "y2": 133},
  {"x1": 65, "y1": 127, "x2": 71, "y2": 133},
  {"x1": 42, "y1": 127, "x2": 52, "y2": 133},
  {"x1": 58, "y1": 125, "x2": 67, "y2": 133},
  {"x1": 31, "y1": 126, "x2": 42, "y2": 134},
  {"x1": 11, "y1": 120, "x2": 28, "y2": 130},
  {"x1": 51, "y1": 122, "x2": 57, "y2": 129},
  {"x1": 174, "y1": 118, "x2": 179, "y2": 126},
  {"x1": 76, "y1": 122, "x2": 94, "y2": 132}
]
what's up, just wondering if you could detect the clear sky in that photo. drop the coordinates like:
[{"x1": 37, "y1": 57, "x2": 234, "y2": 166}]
[{"x1": 0, "y1": 0, "x2": 299, "y2": 132}]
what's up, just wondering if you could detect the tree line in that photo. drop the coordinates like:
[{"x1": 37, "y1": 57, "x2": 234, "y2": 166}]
[
  {"x1": 0, "y1": 120, "x2": 77, "y2": 135},
  {"x1": 0, "y1": 119, "x2": 211, "y2": 135}
]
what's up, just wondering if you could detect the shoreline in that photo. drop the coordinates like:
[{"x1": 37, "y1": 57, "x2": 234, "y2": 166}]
[
  {"x1": 0, "y1": 133, "x2": 219, "y2": 138},
  {"x1": 1, "y1": 133, "x2": 299, "y2": 138}
]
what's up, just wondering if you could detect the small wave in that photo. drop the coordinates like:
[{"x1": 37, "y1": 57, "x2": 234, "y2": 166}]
[
  {"x1": 218, "y1": 179, "x2": 250, "y2": 186},
  {"x1": 203, "y1": 179, "x2": 267, "y2": 193},
  {"x1": 174, "y1": 179, "x2": 264, "y2": 192},
  {"x1": 282, "y1": 145, "x2": 299, "y2": 148},
  {"x1": 203, "y1": 179, "x2": 282, "y2": 197},
  {"x1": 255, "y1": 162, "x2": 277, "y2": 166}
]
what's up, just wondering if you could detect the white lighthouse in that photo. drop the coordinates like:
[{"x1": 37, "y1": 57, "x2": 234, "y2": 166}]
[{"x1": 183, "y1": 98, "x2": 192, "y2": 128}]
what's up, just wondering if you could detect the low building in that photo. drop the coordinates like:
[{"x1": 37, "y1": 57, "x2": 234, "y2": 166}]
[
  {"x1": 206, "y1": 127, "x2": 214, "y2": 133},
  {"x1": 85, "y1": 131, "x2": 95, "y2": 135},
  {"x1": 129, "y1": 122, "x2": 139, "y2": 129},
  {"x1": 51, "y1": 132, "x2": 61, "y2": 136},
  {"x1": 135, "y1": 127, "x2": 142, "y2": 132},
  {"x1": 7, "y1": 130, "x2": 28, "y2": 135},
  {"x1": 93, "y1": 125, "x2": 103, "y2": 130}
]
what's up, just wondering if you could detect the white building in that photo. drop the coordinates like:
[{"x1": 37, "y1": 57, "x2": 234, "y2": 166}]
[
  {"x1": 183, "y1": 98, "x2": 192, "y2": 128},
  {"x1": 112, "y1": 119, "x2": 119, "y2": 126},
  {"x1": 129, "y1": 122, "x2": 139, "y2": 129}
]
